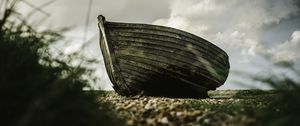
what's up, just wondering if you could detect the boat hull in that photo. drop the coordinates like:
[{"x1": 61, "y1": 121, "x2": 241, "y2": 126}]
[{"x1": 98, "y1": 15, "x2": 230, "y2": 98}]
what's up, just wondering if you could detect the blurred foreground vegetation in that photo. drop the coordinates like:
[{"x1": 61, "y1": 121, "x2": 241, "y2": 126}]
[
  {"x1": 0, "y1": 2, "x2": 120, "y2": 126},
  {"x1": 251, "y1": 62, "x2": 300, "y2": 126}
]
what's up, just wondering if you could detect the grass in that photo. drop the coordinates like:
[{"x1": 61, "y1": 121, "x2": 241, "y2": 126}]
[
  {"x1": 98, "y1": 89, "x2": 299, "y2": 126},
  {"x1": 0, "y1": 1, "x2": 122, "y2": 125}
]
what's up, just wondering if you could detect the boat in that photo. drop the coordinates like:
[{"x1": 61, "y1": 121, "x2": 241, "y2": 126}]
[{"x1": 97, "y1": 15, "x2": 230, "y2": 98}]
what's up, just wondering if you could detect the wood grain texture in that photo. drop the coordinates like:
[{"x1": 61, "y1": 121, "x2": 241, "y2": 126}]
[{"x1": 98, "y1": 15, "x2": 230, "y2": 98}]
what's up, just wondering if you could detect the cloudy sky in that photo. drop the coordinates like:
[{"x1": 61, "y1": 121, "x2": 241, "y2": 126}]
[{"x1": 12, "y1": 0, "x2": 300, "y2": 90}]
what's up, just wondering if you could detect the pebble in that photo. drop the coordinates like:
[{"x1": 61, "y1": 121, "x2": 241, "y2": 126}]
[
  {"x1": 176, "y1": 112, "x2": 183, "y2": 117},
  {"x1": 160, "y1": 117, "x2": 169, "y2": 124},
  {"x1": 144, "y1": 103, "x2": 153, "y2": 110},
  {"x1": 203, "y1": 118, "x2": 210, "y2": 124},
  {"x1": 99, "y1": 91, "x2": 258, "y2": 126}
]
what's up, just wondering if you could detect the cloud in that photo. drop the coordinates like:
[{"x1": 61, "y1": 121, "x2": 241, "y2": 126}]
[
  {"x1": 268, "y1": 31, "x2": 300, "y2": 62},
  {"x1": 153, "y1": 0, "x2": 299, "y2": 58}
]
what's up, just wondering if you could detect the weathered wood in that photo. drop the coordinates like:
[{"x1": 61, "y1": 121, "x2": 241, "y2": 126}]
[{"x1": 98, "y1": 15, "x2": 230, "y2": 98}]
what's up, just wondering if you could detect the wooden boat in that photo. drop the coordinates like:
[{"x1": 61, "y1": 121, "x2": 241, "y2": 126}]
[{"x1": 98, "y1": 15, "x2": 230, "y2": 98}]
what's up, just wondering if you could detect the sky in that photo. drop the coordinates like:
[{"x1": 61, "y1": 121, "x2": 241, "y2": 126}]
[{"x1": 8, "y1": 0, "x2": 300, "y2": 90}]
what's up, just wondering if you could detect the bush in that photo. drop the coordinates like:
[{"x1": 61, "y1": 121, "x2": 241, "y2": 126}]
[
  {"x1": 0, "y1": 9, "x2": 120, "y2": 126},
  {"x1": 253, "y1": 62, "x2": 300, "y2": 126}
]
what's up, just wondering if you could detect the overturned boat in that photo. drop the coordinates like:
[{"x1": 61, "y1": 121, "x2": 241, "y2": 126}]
[{"x1": 98, "y1": 15, "x2": 230, "y2": 98}]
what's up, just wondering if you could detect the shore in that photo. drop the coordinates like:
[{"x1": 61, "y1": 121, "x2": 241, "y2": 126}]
[{"x1": 98, "y1": 90, "x2": 280, "y2": 126}]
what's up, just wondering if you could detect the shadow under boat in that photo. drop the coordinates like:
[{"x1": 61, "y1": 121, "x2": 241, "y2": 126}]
[{"x1": 97, "y1": 15, "x2": 230, "y2": 98}]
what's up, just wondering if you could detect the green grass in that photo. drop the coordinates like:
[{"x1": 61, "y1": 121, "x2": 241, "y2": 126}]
[
  {"x1": 0, "y1": 3, "x2": 122, "y2": 125},
  {"x1": 99, "y1": 90, "x2": 299, "y2": 126}
]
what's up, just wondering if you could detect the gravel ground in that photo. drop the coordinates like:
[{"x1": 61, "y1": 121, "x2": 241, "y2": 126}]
[{"x1": 98, "y1": 90, "x2": 277, "y2": 126}]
